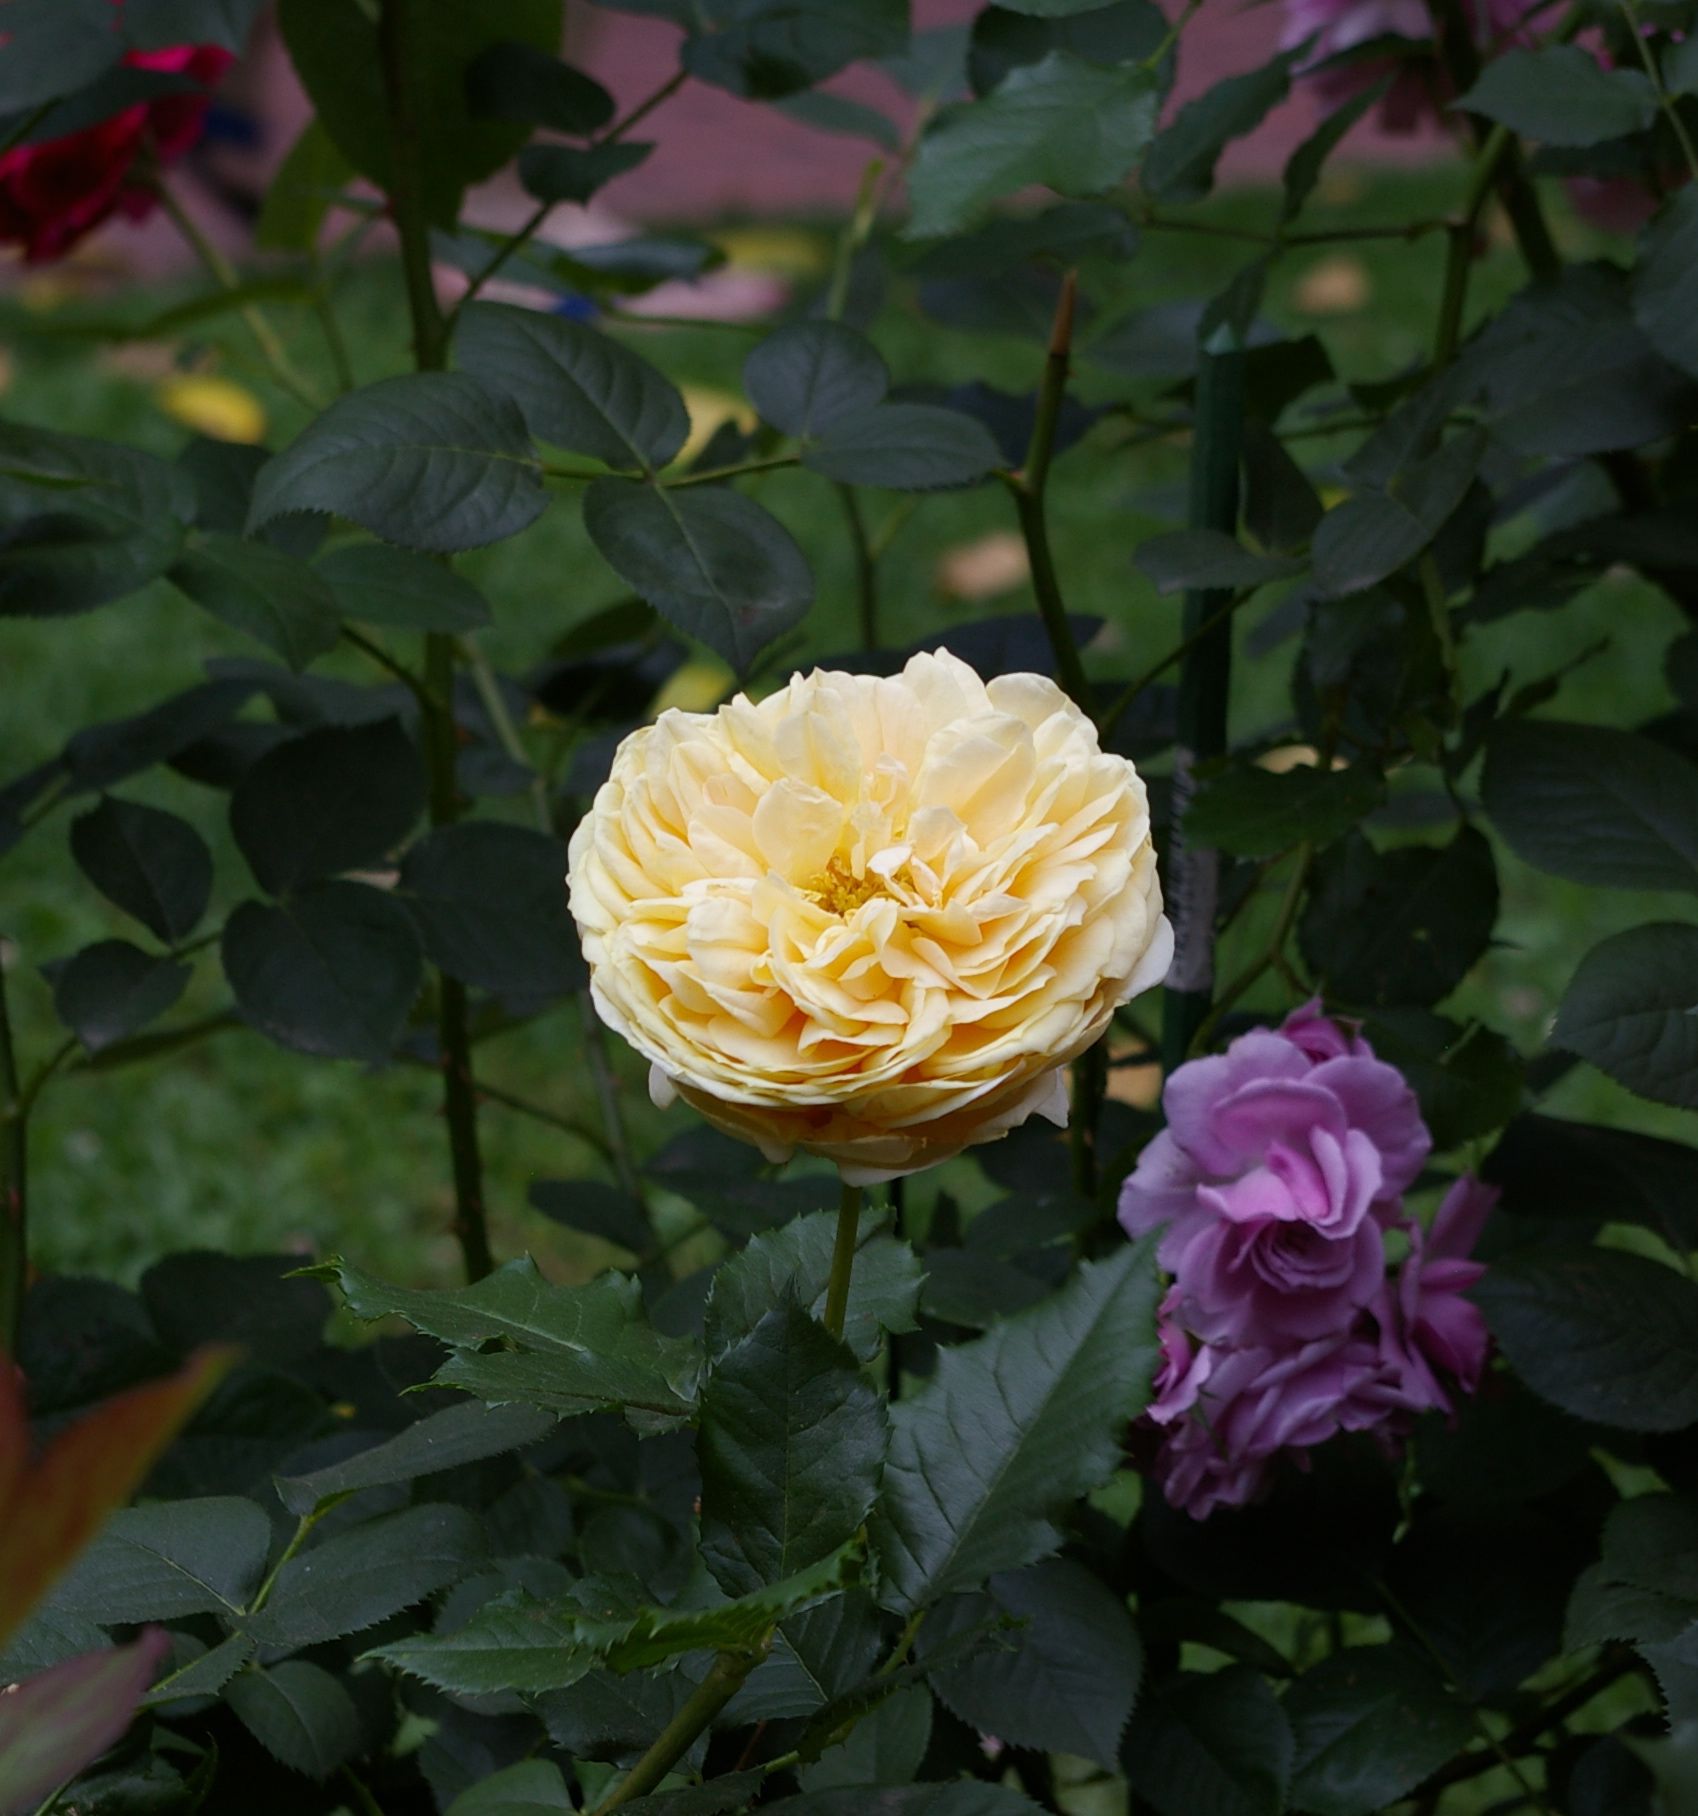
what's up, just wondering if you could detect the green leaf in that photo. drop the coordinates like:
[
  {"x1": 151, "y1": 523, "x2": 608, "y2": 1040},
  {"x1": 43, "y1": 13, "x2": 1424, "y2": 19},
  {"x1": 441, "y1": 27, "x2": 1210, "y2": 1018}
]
[
  {"x1": 923, "y1": 1558, "x2": 1140, "y2": 1769},
  {"x1": 447, "y1": 1760, "x2": 574, "y2": 1815},
  {"x1": 1285, "y1": 1644, "x2": 1474, "y2": 1816},
  {"x1": 1633, "y1": 190, "x2": 1698, "y2": 379},
  {"x1": 1475, "y1": 1245, "x2": 1698, "y2": 1433},
  {"x1": 682, "y1": 0, "x2": 908, "y2": 99},
  {"x1": 519, "y1": 140, "x2": 653, "y2": 204},
  {"x1": 1482, "y1": 720, "x2": 1698, "y2": 894},
  {"x1": 70, "y1": 796, "x2": 212, "y2": 945},
  {"x1": 231, "y1": 717, "x2": 425, "y2": 896},
  {"x1": 0, "y1": 425, "x2": 193, "y2": 617},
  {"x1": 1184, "y1": 762, "x2": 1382, "y2": 859},
  {"x1": 463, "y1": 39, "x2": 614, "y2": 132},
  {"x1": 1483, "y1": 1113, "x2": 1698, "y2": 1250},
  {"x1": 249, "y1": 373, "x2": 545, "y2": 553},
  {"x1": 256, "y1": 118, "x2": 355, "y2": 255},
  {"x1": 907, "y1": 51, "x2": 1162, "y2": 238},
  {"x1": 143, "y1": 1631, "x2": 258, "y2": 1707},
  {"x1": 1566, "y1": 1495, "x2": 1698, "y2": 1652},
  {"x1": 52, "y1": 942, "x2": 189, "y2": 1054},
  {"x1": 1281, "y1": 81, "x2": 1386, "y2": 224},
  {"x1": 799, "y1": 1683, "x2": 933, "y2": 1792},
  {"x1": 744, "y1": 323, "x2": 889, "y2": 438},
  {"x1": 700, "y1": 1302, "x2": 888, "y2": 1598},
  {"x1": 169, "y1": 532, "x2": 342, "y2": 671},
  {"x1": 1134, "y1": 529, "x2": 1302, "y2": 596},
  {"x1": 801, "y1": 403, "x2": 1003, "y2": 490},
  {"x1": 371, "y1": 1542, "x2": 859, "y2": 1693},
  {"x1": 704, "y1": 1209, "x2": 923, "y2": 1365},
  {"x1": 1467, "y1": 265, "x2": 1693, "y2": 458},
  {"x1": 1121, "y1": 1666, "x2": 1293, "y2": 1816},
  {"x1": 528, "y1": 1179, "x2": 650, "y2": 1254},
  {"x1": 1455, "y1": 46, "x2": 1657, "y2": 146},
  {"x1": 315, "y1": 541, "x2": 492, "y2": 632},
  {"x1": 275, "y1": 1400, "x2": 558, "y2": 1517},
  {"x1": 1358, "y1": 1012, "x2": 1523, "y2": 1151},
  {"x1": 1143, "y1": 59, "x2": 1291, "y2": 204},
  {"x1": 47, "y1": 1497, "x2": 271, "y2": 1623},
  {"x1": 455, "y1": 303, "x2": 690, "y2": 471},
  {"x1": 582, "y1": 478, "x2": 813, "y2": 672},
  {"x1": 731, "y1": 1592, "x2": 885, "y2": 1722},
  {"x1": 1555, "y1": 922, "x2": 1698, "y2": 1109},
  {"x1": 315, "y1": 1254, "x2": 701, "y2": 1423},
  {"x1": 398, "y1": 822, "x2": 581, "y2": 998},
  {"x1": 222, "y1": 883, "x2": 424, "y2": 1063},
  {"x1": 871, "y1": 1238, "x2": 1162, "y2": 1612},
  {"x1": 615, "y1": 1773, "x2": 777, "y2": 1816},
  {"x1": 1298, "y1": 827, "x2": 1498, "y2": 1009},
  {"x1": 224, "y1": 1659, "x2": 362, "y2": 1780},
  {"x1": 1311, "y1": 432, "x2": 1484, "y2": 596},
  {"x1": 764, "y1": 1787, "x2": 1043, "y2": 1816},
  {"x1": 277, "y1": 0, "x2": 565, "y2": 225},
  {"x1": 244, "y1": 1503, "x2": 486, "y2": 1650},
  {"x1": 968, "y1": 1, "x2": 1167, "y2": 94},
  {"x1": 775, "y1": 90, "x2": 901, "y2": 150}
]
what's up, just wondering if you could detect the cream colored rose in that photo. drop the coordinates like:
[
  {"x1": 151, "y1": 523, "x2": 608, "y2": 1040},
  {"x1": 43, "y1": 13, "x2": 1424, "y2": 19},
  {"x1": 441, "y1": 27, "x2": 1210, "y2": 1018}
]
[{"x1": 567, "y1": 649, "x2": 1171, "y2": 1185}]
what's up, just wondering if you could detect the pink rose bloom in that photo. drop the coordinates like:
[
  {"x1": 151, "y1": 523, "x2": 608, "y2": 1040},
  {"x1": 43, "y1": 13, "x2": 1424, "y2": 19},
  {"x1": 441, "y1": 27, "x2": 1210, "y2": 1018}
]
[
  {"x1": 1118, "y1": 1002, "x2": 1429, "y2": 1346},
  {"x1": 1152, "y1": 1331, "x2": 1400, "y2": 1519},
  {"x1": 0, "y1": 46, "x2": 231, "y2": 262},
  {"x1": 1282, "y1": 0, "x2": 1529, "y2": 133},
  {"x1": 1372, "y1": 1175, "x2": 1496, "y2": 1414}
]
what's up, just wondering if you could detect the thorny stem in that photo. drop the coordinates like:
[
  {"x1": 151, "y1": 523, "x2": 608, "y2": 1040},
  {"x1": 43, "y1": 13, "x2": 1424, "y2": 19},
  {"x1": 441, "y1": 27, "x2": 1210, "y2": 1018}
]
[
  {"x1": 0, "y1": 955, "x2": 26, "y2": 1356},
  {"x1": 826, "y1": 157, "x2": 886, "y2": 323},
  {"x1": 1619, "y1": 0, "x2": 1698, "y2": 182},
  {"x1": 381, "y1": 0, "x2": 493, "y2": 1286},
  {"x1": 1189, "y1": 845, "x2": 1313, "y2": 1057},
  {"x1": 1010, "y1": 273, "x2": 1090, "y2": 708},
  {"x1": 590, "y1": 1647, "x2": 765, "y2": 1812},
  {"x1": 840, "y1": 484, "x2": 879, "y2": 649},
  {"x1": 823, "y1": 1182, "x2": 864, "y2": 1342}
]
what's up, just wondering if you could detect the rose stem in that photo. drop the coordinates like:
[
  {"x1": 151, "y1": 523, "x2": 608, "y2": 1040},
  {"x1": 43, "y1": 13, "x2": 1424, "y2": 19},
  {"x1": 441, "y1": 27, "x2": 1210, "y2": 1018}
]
[
  {"x1": 1161, "y1": 322, "x2": 1246, "y2": 1074},
  {"x1": 379, "y1": 0, "x2": 493, "y2": 1284},
  {"x1": 0, "y1": 957, "x2": 25, "y2": 1355},
  {"x1": 823, "y1": 1182, "x2": 863, "y2": 1342},
  {"x1": 590, "y1": 1648, "x2": 765, "y2": 1813}
]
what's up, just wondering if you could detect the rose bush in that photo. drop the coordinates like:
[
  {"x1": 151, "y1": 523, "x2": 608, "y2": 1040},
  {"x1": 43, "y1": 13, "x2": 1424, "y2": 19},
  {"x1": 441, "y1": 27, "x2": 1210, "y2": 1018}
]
[{"x1": 4, "y1": 0, "x2": 1698, "y2": 1810}]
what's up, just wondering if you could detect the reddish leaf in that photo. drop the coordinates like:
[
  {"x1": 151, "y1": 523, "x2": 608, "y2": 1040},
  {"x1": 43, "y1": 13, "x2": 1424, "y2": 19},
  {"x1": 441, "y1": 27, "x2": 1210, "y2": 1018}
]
[
  {"x1": 0, "y1": 1347, "x2": 235, "y2": 1645},
  {"x1": 0, "y1": 1630, "x2": 170, "y2": 1815}
]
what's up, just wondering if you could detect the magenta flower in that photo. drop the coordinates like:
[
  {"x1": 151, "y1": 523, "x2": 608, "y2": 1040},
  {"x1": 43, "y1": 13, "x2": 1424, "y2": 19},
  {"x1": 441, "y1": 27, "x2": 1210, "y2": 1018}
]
[
  {"x1": 1118, "y1": 1003, "x2": 1428, "y2": 1346},
  {"x1": 1122, "y1": 1002, "x2": 1494, "y2": 1520}
]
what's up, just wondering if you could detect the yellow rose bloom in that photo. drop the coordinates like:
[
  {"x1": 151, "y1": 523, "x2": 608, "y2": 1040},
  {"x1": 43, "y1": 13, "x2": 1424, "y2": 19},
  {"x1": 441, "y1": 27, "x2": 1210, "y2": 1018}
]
[{"x1": 567, "y1": 650, "x2": 1171, "y2": 1184}]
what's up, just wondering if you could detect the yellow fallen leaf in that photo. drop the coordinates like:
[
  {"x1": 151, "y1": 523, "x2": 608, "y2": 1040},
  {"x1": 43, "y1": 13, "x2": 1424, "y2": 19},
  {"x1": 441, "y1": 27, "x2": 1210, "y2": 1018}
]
[
  {"x1": 711, "y1": 225, "x2": 829, "y2": 277},
  {"x1": 155, "y1": 373, "x2": 267, "y2": 444},
  {"x1": 934, "y1": 530, "x2": 1030, "y2": 602},
  {"x1": 652, "y1": 657, "x2": 734, "y2": 716},
  {"x1": 678, "y1": 384, "x2": 757, "y2": 464},
  {"x1": 1295, "y1": 254, "x2": 1371, "y2": 317}
]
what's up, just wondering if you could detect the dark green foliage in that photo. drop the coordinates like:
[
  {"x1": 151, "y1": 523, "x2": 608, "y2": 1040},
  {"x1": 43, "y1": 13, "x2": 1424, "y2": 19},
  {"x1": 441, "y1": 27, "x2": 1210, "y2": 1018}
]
[{"x1": 7, "y1": 5, "x2": 1698, "y2": 1809}]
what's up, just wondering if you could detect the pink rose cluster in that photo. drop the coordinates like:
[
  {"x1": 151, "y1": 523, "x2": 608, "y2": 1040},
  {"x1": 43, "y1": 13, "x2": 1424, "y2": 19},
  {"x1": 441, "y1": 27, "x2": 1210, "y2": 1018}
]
[
  {"x1": 1118, "y1": 1002, "x2": 1494, "y2": 1520},
  {"x1": 0, "y1": 46, "x2": 231, "y2": 263},
  {"x1": 1281, "y1": 0, "x2": 1529, "y2": 133}
]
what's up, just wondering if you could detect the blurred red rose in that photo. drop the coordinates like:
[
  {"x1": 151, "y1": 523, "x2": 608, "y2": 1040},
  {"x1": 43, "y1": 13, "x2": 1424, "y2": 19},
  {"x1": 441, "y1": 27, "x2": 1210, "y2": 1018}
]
[{"x1": 0, "y1": 46, "x2": 231, "y2": 262}]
